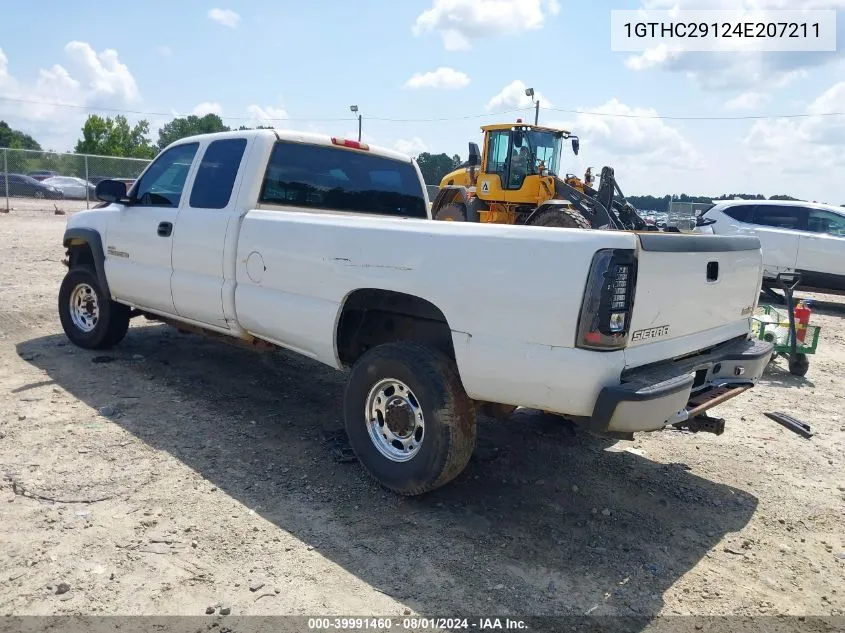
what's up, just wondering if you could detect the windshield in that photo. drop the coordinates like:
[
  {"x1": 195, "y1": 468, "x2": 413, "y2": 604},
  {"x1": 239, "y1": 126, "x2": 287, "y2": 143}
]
[{"x1": 525, "y1": 130, "x2": 563, "y2": 176}]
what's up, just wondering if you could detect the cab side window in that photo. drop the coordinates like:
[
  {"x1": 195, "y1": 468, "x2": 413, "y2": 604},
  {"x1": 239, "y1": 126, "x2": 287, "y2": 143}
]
[
  {"x1": 130, "y1": 142, "x2": 199, "y2": 207},
  {"x1": 750, "y1": 205, "x2": 807, "y2": 230},
  {"x1": 189, "y1": 138, "x2": 247, "y2": 209},
  {"x1": 259, "y1": 141, "x2": 427, "y2": 218},
  {"x1": 806, "y1": 209, "x2": 845, "y2": 237},
  {"x1": 485, "y1": 130, "x2": 509, "y2": 176},
  {"x1": 722, "y1": 204, "x2": 753, "y2": 222}
]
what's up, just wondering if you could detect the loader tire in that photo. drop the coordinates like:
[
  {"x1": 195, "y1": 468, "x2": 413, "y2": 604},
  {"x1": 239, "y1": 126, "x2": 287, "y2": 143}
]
[
  {"x1": 343, "y1": 341, "x2": 477, "y2": 496},
  {"x1": 527, "y1": 206, "x2": 591, "y2": 230},
  {"x1": 434, "y1": 203, "x2": 467, "y2": 222}
]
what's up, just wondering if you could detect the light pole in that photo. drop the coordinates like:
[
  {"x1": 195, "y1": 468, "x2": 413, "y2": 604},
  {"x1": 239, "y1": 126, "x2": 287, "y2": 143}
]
[
  {"x1": 350, "y1": 105, "x2": 361, "y2": 142},
  {"x1": 525, "y1": 87, "x2": 539, "y2": 125}
]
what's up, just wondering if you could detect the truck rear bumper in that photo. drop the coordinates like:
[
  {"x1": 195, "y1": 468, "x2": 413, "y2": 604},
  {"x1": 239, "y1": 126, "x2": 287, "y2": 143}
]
[{"x1": 590, "y1": 336, "x2": 773, "y2": 434}]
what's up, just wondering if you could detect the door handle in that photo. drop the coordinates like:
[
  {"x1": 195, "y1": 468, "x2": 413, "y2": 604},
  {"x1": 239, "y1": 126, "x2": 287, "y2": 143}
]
[{"x1": 157, "y1": 221, "x2": 173, "y2": 237}]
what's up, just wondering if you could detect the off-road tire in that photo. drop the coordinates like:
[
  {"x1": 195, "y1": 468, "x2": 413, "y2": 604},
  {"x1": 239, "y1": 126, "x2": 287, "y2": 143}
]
[
  {"x1": 343, "y1": 341, "x2": 477, "y2": 496},
  {"x1": 527, "y1": 206, "x2": 591, "y2": 230},
  {"x1": 434, "y1": 202, "x2": 468, "y2": 222},
  {"x1": 58, "y1": 266, "x2": 130, "y2": 349}
]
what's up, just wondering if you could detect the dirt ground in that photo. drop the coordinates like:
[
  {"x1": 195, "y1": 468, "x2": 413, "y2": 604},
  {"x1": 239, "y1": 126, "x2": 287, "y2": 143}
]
[{"x1": 1, "y1": 206, "x2": 843, "y2": 623}]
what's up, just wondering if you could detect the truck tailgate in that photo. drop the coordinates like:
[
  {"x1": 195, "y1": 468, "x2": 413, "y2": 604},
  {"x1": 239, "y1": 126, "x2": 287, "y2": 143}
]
[{"x1": 626, "y1": 233, "x2": 762, "y2": 354}]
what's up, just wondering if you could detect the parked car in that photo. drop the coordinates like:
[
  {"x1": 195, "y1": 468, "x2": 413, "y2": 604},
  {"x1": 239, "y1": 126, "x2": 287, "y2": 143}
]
[
  {"x1": 27, "y1": 170, "x2": 60, "y2": 181},
  {"x1": 57, "y1": 129, "x2": 771, "y2": 496},
  {"x1": 696, "y1": 199, "x2": 845, "y2": 293},
  {"x1": 0, "y1": 173, "x2": 64, "y2": 199},
  {"x1": 42, "y1": 176, "x2": 96, "y2": 200}
]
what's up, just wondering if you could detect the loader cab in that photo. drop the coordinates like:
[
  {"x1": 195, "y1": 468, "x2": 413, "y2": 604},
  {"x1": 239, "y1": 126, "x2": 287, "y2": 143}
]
[{"x1": 477, "y1": 121, "x2": 579, "y2": 202}]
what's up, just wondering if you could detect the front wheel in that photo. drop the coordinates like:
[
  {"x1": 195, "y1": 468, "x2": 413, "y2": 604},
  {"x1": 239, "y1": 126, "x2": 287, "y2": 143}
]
[
  {"x1": 58, "y1": 266, "x2": 130, "y2": 349},
  {"x1": 434, "y1": 202, "x2": 467, "y2": 222},
  {"x1": 343, "y1": 341, "x2": 477, "y2": 495},
  {"x1": 526, "y1": 206, "x2": 592, "y2": 229}
]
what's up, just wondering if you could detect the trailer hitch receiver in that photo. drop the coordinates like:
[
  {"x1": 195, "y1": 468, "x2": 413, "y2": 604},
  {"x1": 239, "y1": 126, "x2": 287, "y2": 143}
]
[{"x1": 672, "y1": 413, "x2": 725, "y2": 436}]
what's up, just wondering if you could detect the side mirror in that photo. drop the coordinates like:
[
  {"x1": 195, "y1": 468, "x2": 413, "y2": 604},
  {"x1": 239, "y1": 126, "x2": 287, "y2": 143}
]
[
  {"x1": 95, "y1": 179, "x2": 128, "y2": 204},
  {"x1": 572, "y1": 138, "x2": 580, "y2": 156}
]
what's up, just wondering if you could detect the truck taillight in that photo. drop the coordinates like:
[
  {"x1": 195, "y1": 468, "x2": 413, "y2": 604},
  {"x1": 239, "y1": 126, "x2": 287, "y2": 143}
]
[
  {"x1": 331, "y1": 137, "x2": 369, "y2": 151},
  {"x1": 576, "y1": 249, "x2": 637, "y2": 351}
]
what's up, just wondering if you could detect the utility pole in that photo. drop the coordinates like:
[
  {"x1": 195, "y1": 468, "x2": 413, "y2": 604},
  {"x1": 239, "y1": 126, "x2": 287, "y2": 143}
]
[
  {"x1": 534, "y1": 99, "x2": 540, "y2": 126},
  {"x1": 350, "y1": 105, "x2": 361, "y2": 142}
]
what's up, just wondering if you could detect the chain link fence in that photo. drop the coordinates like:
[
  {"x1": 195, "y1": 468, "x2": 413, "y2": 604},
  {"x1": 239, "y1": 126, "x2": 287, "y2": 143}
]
[
  {"x1": 667, "y1": 201, "x2": 713, "y2": 231},
  {"x1": 1, "y1": 147, "x2": 151, "y2": 213}
]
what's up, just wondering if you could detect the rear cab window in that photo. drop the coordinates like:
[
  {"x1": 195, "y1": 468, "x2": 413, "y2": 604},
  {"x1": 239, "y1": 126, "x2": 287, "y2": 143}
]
[{"x1": 258, "y1": 141, "x2": 427, "y2": 219}]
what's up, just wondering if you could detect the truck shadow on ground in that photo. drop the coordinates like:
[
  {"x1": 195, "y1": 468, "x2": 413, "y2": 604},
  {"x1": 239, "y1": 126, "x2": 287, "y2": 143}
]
[
  {"x1": 18, "y1": 324, "x2": 758, "y2": 621},
  {"x1": 758, "y1": 363, "x2": 816, "y2": 390}
]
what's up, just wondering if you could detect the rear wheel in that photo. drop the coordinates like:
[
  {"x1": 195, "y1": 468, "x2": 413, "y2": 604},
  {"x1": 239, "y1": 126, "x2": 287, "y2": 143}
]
[
  {"x1": 343, "y1": 341, "x2": 477, "y2": 496},
  {"x1": 527, "y1": 206, "x2": 591, "y2": 229},
  {"x1": 434, "y1": 203, "x2": 467, "y2": 222}
]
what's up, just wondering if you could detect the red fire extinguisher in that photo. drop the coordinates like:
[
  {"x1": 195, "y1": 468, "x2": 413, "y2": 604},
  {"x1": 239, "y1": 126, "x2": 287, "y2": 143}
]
[{"x1": 794, "y1": 300, "x2": 812, "y2": 343}]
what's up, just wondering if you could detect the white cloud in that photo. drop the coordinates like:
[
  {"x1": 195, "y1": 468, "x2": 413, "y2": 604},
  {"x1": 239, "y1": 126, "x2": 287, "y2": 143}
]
[
  {"x1": 394, "y1": 137, "x2": 429, "y2": 155},
  {"x1": 624, "y1": 1, "x2": 845, "y2": 91},
  {"x1": 486, "y1": 80, "x2": 550, "y2": 110},
  {"x1": 0, "y1": 43, "x2": 140, "y2": 151},
  {"x1": 413, "y1": 0, "x2": 560, "y2": 50},
  {"x1": 547, "y1": 98, "x2": 703, "y2": 192},
  {"x1": 63, "y1": 41, "x2": 139, "y2": 102},
  {"x1": 725, "y1": 92, "x2": 770, "y2": 110},
  {"x1": 246, "y1": 103, "x2": 289, "y2": 127},
  {"x1": 155, "y1": 45, "x2": 172, "y2": 57},
  {"x1": 208, "y1": 8, "x2": 240, "y2": 28},
  {"x1": 404, "y1": 67, "x2": 470, "y2": 90},
  {"x1": 743, "y1": 81, "x2": 845, "y2": 175},
  {"x1": 192, "y1": 102, "x2": 223, "y2": 116},
  {"x1": 624, "y1": 44, "x2": 681, "y2": 71}
]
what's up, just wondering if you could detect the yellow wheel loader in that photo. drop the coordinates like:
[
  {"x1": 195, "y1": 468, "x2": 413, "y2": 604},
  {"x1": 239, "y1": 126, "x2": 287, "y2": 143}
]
[{"x1": 431, "y1": 119, "x2": 662, "y2": 232}]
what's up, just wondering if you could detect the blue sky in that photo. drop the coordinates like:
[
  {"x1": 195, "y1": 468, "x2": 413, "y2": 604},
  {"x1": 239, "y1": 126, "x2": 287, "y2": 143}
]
[{"x1": 1, "y1": 0, "x2": 844, "y2": 201}]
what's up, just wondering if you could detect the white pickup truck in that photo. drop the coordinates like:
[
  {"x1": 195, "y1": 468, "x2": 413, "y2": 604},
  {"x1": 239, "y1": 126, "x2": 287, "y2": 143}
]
[{"x1": 58, "y1": 129, "x2": 773, "y2": 495}]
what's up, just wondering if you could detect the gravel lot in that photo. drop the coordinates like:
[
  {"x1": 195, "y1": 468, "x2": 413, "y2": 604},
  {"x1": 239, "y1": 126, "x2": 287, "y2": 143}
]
[{"x1": 1, "y1": 207, "x2": 843, "y2": 622}]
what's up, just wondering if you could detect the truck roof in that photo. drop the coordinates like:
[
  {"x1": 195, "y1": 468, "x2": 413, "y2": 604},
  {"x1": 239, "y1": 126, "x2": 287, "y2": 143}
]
[
  {"x1": 480, "y1": 122, "x2": 573, "y2": 136},
  {"x1": 709, "y1": 198, "x2": 844, "y2": 214},
  {"x1": 166, "y1": 128, "x2": 415, "y2": 164}
]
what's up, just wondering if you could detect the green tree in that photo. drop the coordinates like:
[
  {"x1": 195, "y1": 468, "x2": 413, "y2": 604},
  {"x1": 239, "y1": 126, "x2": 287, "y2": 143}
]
[
  {"x1": 0, "y1": 120, "x2": 42, "y2": 150},
  {"x1": 416, "y1": 152, "x2": 460, "y2": 185},
  {"x1": 74, "y1": 115, "x2": 156, "y2": 158},
  {"x1": 157, "y1": 113, "x2": 230, "y2": 150}
]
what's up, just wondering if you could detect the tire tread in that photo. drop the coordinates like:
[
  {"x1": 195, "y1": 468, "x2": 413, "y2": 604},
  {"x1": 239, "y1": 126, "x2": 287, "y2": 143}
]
[
  {"x1": 528, "y1": 206, "x2": 592, "y2": 230},
  {"x1": 345, "y1": 341, "x2": 476, "y2": 496},
  {"x1": 58, "y1": 265, "x2": 130, "y2": 350}
]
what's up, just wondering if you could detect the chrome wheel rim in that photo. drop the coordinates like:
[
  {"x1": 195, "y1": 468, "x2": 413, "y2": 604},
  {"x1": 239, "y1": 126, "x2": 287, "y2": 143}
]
[
  {"x1": 69, "y1": 283, "x2": 99, "y2": 333},
  {"x1": 365, "y1": 378, "x2": 425, "y2": 463}
]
